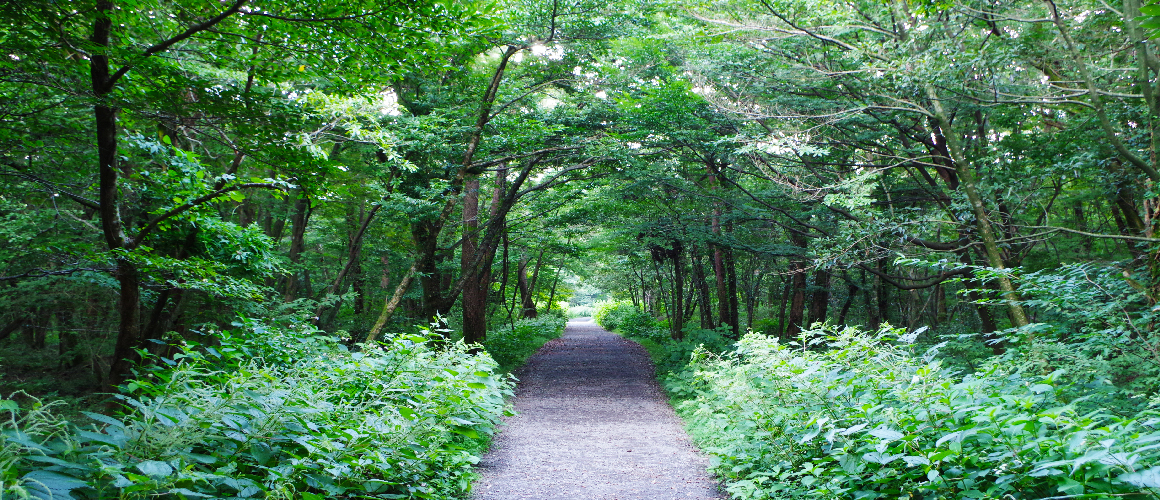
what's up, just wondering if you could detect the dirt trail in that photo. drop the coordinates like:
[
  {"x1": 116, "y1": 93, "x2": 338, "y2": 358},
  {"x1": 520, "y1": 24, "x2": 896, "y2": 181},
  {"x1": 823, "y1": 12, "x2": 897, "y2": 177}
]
[{"x1": 472, "y1": 318, "x2": 722, "y2": 500}]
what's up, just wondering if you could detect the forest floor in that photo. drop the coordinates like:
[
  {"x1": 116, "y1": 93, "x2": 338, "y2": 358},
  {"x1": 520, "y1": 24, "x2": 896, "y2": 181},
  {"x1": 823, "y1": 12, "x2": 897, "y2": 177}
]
[{"x1": 472, "y1": 318, "x2": 723, "y2": 500}]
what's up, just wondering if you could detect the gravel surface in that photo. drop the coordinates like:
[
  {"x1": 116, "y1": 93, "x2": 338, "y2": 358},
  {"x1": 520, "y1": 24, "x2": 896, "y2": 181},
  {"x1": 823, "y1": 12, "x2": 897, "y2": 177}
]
[{"x1": 472, "y1": 318, "x2": 723, "y2": 500}]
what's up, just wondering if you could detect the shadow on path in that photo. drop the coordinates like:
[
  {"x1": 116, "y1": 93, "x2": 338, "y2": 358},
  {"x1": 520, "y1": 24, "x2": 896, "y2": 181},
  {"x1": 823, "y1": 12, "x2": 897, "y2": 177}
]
[{"x1": 472, "y1": 318, "x2": 722, "y2": 499}]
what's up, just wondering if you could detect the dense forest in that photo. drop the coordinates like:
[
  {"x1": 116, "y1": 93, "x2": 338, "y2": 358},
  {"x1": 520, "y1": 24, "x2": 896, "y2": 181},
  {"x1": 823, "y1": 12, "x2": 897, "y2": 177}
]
[{"x1": 5, "y1": 0, "x2": 1160, "y2": 498}]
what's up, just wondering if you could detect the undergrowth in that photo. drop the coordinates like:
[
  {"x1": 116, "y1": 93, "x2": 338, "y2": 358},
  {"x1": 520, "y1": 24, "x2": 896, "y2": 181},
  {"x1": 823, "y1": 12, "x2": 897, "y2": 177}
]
[
  {"x1": 479, "y1": 316, "x2": 566, "y2": 372},
  {"x1": 597, "y1": 303, "x2": 1160, "y2": 500},
  {"x1": 1, "y1": 319, "x2": 513, "y2": 500}
]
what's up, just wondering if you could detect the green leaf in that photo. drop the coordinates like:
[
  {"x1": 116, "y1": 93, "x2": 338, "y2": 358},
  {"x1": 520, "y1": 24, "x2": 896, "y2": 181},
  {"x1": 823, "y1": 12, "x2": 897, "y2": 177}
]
[
  {"x1": 1120, "y1": 466, "x2": 1160, "y2": 488},
  {"x1": 22, "y1": 470, "x2": 88, "y2": 500},
  {"x1": 136, "y1": 460, "x2": 173, "y2": 477},
  {"x1": 451, "y1": 427, "x2": 480, "y2": 439}
]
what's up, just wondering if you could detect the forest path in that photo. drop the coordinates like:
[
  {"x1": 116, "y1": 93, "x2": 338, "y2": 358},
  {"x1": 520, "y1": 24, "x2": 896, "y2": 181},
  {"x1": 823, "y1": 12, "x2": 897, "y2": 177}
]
[{"x1": 471, "y1": 318, "x2": 722, "y2": 500}]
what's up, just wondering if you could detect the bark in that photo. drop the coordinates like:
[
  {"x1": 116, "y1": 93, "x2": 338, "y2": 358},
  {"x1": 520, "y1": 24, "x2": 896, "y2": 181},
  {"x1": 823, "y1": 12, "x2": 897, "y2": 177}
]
[
  {"x1": 785, "y1": 262, "x2": 808, "y2": 337},
  {"x1": 671, "y1": 244, "x2": 685, "y2": 340},
  {"x1": 862, "y1": 268, "x2": 879, "y2": 329},
  {"x1": 92, "y1": 1, "x2": 142, "y2": 387},
  {"x1": 837, "y1": 278, "x2": 858, "y2": 326},
  {"x1": 283, "y1": 190, "x2": 313, "y2": 300},
  {"x1": 461, "y1": 175, "x2": 487, "y2": 344},
  {"x1": 366, "y1": 260, "x2": 420, "y2": 343},
  {"x1": 724, "y1": 245, "x2": 740, "y2": 337},
  {"x1": 777, "y1": 279, "x2": 791, "y2": 337},
  {"x1": 546, "y1": 268, "x2": 561, "y2": 313},
  {"x1": 518, "y1": 250, "x2": 544, "y2": 319},
  {"x1": 314, "y1": 204, "x2": 380, "y2": 325},
  {"x1": 413, "y1": 220, "x2": 452, "y2": 320},
  {"x1": 785, "y1": 232, "x2": 809, "y2": 337},
  {"x1": 352, "y1": 258, "x2": 365, "y2": 315},
  {"x1": 808, "y1": 268, "x2": 831, "y2": 325},
  {"x1": 690, "y1": 246, "x2": 715, "y2": 329},
  {"x1": 925, "y1": 85, "x2": 1031, "y2": 331},
  {"x1": 712, "y1": 243, "x2": 730, "y2": 330},
  {"x1": 877, "y1": 258, "x2": 890, "y2": 327}
]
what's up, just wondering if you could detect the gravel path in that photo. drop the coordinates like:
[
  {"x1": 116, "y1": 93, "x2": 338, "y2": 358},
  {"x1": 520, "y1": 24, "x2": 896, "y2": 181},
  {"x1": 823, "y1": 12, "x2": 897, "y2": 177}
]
[{"x1": 472, "y1": 318, "x2": 722, "y2": 500}]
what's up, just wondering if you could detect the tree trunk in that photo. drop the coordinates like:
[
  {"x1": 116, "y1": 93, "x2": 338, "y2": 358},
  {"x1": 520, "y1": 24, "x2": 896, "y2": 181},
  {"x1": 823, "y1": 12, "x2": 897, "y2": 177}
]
[
  {"x1": 517, "y1": 250, "x2": 542, "y2": 319},
  {"x1": 777, "y1": 279, "x2": 791, "y2": 337},
  {"x1": 671, "y1": 244, "x2": 685, "y2": 340},
  {"x1": 461, "y1": 175, "x2": 488, "y2": 344},
  {"x1": 366, "y1": 259, "x2": 420, "y2": 343},
  {"x1": 282, "y1": 190, "x2": 312, "y2": 300},
  {"x1": 863, "y1": 268, "x2": 880, "y2": 329},
  {"x1": 108, "y1": 259, "x2": 142, "y2": 386},
  {"x1": 690, "y1": 246, "x2": 715, "y2": 329},
  {"x1": 837, "y1": 274, "x2": 858, "y2": 326},
  {"x1": 315, "y1": 204, "x2": 380, "y2": 326},
  {"x1": 925, "y1": 85, "x2": 1030, "y2": 331},
  {"x1": 413, "y1": 220, "x2": 452, "y2": 321},
  {"x1": 877, "y1": 258, "x2": 890, "y2": 327},
  {"x1": 785, "y1": 262, "x2": 808, "y2": 337},
  {"x1": 785, "y1": 232, "x2": 809, "y2": 337},
  {"x1": 808, "y1": 268, "x2": 831, "y2": 325},
  {"x1": 724, "y1": 245, "x2": 739, "y2": 338},
  {"x1": 546, "y1": 267, "x2": 561, "y2": 313}
]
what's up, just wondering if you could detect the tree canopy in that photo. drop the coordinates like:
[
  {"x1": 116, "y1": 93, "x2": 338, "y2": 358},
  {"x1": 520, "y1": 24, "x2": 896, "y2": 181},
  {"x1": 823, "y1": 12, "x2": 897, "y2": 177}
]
[{"x1": 6, "y1": 0, "x2": 1160, "y2": 497}]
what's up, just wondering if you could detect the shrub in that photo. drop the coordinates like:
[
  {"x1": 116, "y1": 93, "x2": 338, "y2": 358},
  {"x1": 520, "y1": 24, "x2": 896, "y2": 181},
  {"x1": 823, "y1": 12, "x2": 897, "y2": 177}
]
[
  {"x1": 592, "y1": 300, "x2": 639, "y2": 331},
  {"x1": 480, "y1": 316, "x2": 566, "y2": 371},
  {"x1": 1, "y1": 319, "x2": 513, "y2": 500},
  {"x1": 566, "y1": 305, "x2": 594, "y2": 318},
  {"x1": 667, "y1": 324, "x2": 1160, "y2": 500}
]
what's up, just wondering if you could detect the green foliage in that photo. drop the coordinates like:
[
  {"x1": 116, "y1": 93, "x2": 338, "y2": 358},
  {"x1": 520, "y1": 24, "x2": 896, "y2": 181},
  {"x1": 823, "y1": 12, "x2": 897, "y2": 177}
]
[
  {"x1": 593, "y1": 300, "x2": 649, "y2": 332},
  {"x1": 667, "y1": 325, "x2": 1160, "y2": 500},
  {"x1": 480, "y1": 316, "x2": 566, "y2": 371},
  {"x1": 1, "y1": 320, "x2": 513, "y2": 500},
  {"x1": 565, "y1": 304, "x2": 595, "y2": 318}
]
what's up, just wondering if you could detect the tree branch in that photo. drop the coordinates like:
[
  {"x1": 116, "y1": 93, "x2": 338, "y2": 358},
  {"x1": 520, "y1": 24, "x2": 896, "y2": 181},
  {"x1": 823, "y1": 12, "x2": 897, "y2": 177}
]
[
  {"x1": 129, "y1": 182, "x2": 284, "y2": 248},
  {"x1": 104, "y1": 0, "x2": 249, "y2": 91}
]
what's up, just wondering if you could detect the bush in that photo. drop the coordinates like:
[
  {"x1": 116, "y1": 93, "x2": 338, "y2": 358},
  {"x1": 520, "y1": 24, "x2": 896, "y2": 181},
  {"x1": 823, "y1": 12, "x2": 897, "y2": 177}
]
[
  {"x1": 480, "y1": 316, "x2": 566, "y2": 371},
  {"x1": 592, "y1": 300, "x2": 635, "y2": 331},
  {"x1": 566, "y1": 305, "x2": 594, "y2": 318},
  {"x1": 667, "y1": 324, "x2": 1160, "y2": 500},
  {"x1": 1, "y1": 319, "x2": 513, "y2": 500}
]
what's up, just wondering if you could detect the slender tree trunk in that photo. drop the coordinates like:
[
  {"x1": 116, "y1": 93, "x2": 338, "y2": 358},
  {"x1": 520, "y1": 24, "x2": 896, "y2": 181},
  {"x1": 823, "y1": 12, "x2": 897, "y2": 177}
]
[
  {"x1": 283, "y1": 190, "x2": 312, "y2": 300},
  {"x1": 837, "y1": 278, "x2": 858, "y2": 326},
  {"x1": 315, "y1": 204, "x2": 380, "y2": 325},
  {"x1": 724, "y1": 245, "x2": 739, "y2": 337},
  {"x1": 862, "y1": 268, "x2": 879, "y2": 329},
  {"x1": 712, "y1": 243, "x2": 729, "y2": 330},
  {"x1": 92, "y1": 0, "x2": 143, "y2": 387},
  {"x1": 925, "y1": 85, "x2": 1030, "y2": 330},
  {"x1": 785, "y1": 232, "x2": 809, "y2": 337},
  {"x1": 546, "y1": 267, "x2": 561, "y2": 313},
  {"x1": 808, "y1": 268, "x2": 831, "y2": 325},
  {"x1": 777, "y1": 279, "x2": 791, "y2": 338},
  {"x1": 366, "y1": 259, "x2": 420, "y2": 343},
  {"x1": 517, "y1": 254, "x2": 534, "y2": 318},
  {"x1": 671, "y1": 245, "x2": 685, "y2": 340},
  {"x1": 877, "y1": 258, "x2": 890, "y2": 327},
  {"x1": 690, "y1": 246, "x2": 715, "y2": 329},
  {"x1": 461, "y1": 176, "x2": 488, "y2": 344},
  {"x1": 785, "y1": 263, "x2": 807, "y2": 337}
]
